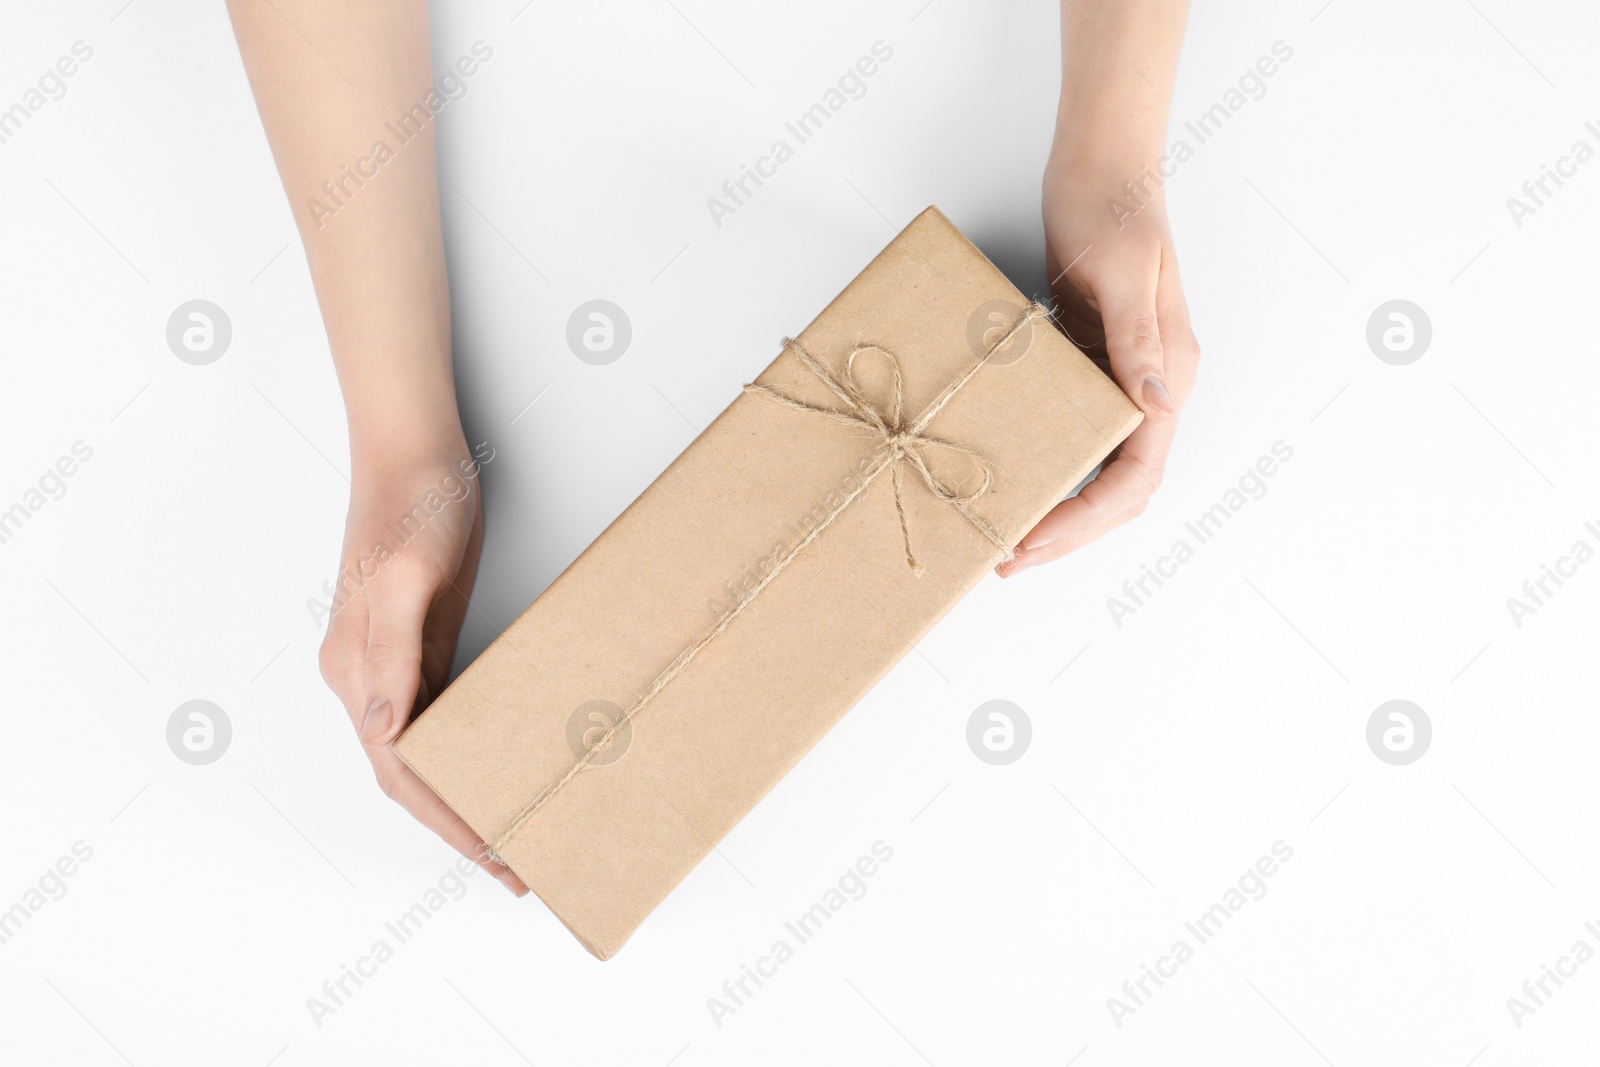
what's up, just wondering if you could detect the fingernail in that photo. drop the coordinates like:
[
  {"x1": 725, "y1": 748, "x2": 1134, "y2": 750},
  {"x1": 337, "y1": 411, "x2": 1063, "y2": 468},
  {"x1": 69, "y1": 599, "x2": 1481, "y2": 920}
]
[
  {"x1": 360, "y1": 698, "x2": 394, "y2": 744},
  {"x1": 495, "y1": 869, "x2": 525, "y2": 895},
  {"x1": 1142, "y1": 375, "x2": 1175, "y2": 415},
  {"x1": 1139, "y1": 375, "x2": 1177, "y2": 415}
]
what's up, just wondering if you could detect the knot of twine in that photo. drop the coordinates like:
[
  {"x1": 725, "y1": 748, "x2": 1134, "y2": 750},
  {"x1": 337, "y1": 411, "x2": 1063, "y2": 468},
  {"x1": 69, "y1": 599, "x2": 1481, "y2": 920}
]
[
  {"x1": 745, "y1": 328, "x2": 1017, "y2": 573},
  {"x1": 485, "y1": 303, "x2": 1049, "y2": 866}
]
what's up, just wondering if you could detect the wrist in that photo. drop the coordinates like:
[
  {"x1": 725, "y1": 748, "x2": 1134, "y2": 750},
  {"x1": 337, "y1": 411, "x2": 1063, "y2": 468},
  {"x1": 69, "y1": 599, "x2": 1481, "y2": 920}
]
[
  {"x1": 333, "y1": 341, "x2": 468, "y2": 475},
  {"x1": 1050, "y1": 100, "x2": 1167, "y2": 174},
  {"x1": 348, "y1": 400, "x2": 468, "y2": 476}
]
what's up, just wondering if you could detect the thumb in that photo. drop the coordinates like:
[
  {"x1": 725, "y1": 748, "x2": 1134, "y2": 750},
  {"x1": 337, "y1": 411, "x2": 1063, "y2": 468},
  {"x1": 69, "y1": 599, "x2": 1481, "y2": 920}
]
[
  {"x1": 1095, "y1": 272, "x2": 1175, "y2": 419},
  {"x1": 359, "y1": 577, "x2": 432, "y2": 747}
]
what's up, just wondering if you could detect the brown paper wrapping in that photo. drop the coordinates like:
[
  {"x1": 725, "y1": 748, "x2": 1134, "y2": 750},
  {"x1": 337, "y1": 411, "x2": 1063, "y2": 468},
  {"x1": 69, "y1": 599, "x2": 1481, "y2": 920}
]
[{"x1": 394, "y1": 207, "x2": 1142, "y2": 958}]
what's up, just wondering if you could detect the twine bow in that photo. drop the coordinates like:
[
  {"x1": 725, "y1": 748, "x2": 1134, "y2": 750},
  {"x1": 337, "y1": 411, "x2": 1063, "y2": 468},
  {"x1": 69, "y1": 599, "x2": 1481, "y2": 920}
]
[
  {"x1": 744, "y1": 325, "x2": 1025, "y2": 573},
  {"x1": 484, "y1": 303, "x2": 1048, "y2": 865}
]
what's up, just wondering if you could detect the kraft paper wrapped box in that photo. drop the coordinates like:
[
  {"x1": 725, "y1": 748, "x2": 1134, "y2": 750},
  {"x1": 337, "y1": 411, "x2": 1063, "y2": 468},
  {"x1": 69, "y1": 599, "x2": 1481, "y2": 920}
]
[{"x1": 395, "y1": 207, "x2": 1142, "y2": 958}]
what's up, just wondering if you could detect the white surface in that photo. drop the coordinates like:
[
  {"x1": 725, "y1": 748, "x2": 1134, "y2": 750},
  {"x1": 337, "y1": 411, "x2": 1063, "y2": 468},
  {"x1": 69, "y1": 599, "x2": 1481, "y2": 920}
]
[{"x1": 2, "y1": 0, "x2": 1597, "y2": 1064}]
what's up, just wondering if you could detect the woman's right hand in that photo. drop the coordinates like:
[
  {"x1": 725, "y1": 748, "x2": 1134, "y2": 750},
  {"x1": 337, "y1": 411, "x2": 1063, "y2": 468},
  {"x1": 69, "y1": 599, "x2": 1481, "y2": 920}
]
[{"x1": 317, "y1": 438, "x2": 528, "y2": 896}]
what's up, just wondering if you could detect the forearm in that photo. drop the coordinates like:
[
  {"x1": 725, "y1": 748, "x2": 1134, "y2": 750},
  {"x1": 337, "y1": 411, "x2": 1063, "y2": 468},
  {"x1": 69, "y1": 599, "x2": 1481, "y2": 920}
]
[
  {"x1": 226, "y1": 0, "x2": 461, "y2": 466},
  {"x1": 1054, "y1": 0, "x2": 1189, "y2": 164}
]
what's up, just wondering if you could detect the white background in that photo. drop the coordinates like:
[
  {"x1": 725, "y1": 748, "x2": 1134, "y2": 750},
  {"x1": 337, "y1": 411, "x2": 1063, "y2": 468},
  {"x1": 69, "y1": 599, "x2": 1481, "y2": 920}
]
[{"x1": 1, "y1": 0, "x2": 1597, "y2": 1064}]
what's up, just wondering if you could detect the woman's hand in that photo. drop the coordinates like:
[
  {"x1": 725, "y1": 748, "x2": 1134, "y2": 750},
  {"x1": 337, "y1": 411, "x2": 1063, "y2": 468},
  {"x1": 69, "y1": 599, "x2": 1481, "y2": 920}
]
[
  {"x1": 317, "y1": 439, "x2": 528, "y2": 895},
  {"x1": 228, "y1": 2, "x2": 523, "y2": 890},
  {"x1": 999, "y1": 152, "x2": 1200, "y2": 576},
  {"x1": 998, "y1": 0, "x2": 1195, "y2": 577}
]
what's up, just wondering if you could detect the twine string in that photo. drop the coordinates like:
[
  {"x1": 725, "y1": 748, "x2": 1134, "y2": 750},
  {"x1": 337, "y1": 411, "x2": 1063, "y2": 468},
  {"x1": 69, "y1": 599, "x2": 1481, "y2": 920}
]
[{"x1": 485, "y1": 303, "x2": 1048, "y2": 864}]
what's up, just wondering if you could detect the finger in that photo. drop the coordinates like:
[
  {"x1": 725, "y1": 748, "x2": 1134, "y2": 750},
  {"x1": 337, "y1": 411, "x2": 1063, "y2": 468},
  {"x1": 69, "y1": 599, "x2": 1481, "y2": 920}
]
[
  {"x1": 318, "y1": 587, "x2": 370, "y2": 723},
  {"x1": 1093, "y1": 263, "x2": 1174, "y2": 419},
  {"x1": 1046, "y1": 269, "x2": 1105, "y2": 354},
  {"x1": 419, "y1": 501, "x2": 482, "y2": 703},
  {"x1": 370, "y1": 746, "x2": 529, "y2": 896},
  {"x1": 998, "y1": 502, "x2": 1144, "y2": 576},
  {"x1": 1154, "y1": 249, "x2": 1200, "y2": 404},
  {"x1": 1017, "y1": 436, "x2": 1167, "y2": 553},
  {"x1": 359, "y1": 572, "x2": 434, "y2": 747},
  {"x1": 1000, "y1": 414, "x2": 1176, "y2": 571},
  {"x1": 1024, "y1": 492, "x2": 1148, "y2": 559},
  {"x1": 414, "y1": 673, "x2": 432, "y2": 714}
]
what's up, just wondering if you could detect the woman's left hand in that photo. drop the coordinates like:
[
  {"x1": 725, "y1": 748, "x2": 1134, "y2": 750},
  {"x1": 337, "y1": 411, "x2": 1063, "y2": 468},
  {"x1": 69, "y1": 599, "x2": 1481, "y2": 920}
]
[{"x1": 999, "y1": 150, "x2": 1201, "y2": 576}]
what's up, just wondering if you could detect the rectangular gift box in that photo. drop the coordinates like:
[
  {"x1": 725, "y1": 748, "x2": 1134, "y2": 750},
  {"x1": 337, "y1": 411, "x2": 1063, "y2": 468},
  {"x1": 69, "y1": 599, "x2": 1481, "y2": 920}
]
[{"x1": 395, "y1": 206, "x2": 1142, "y2": 958}]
